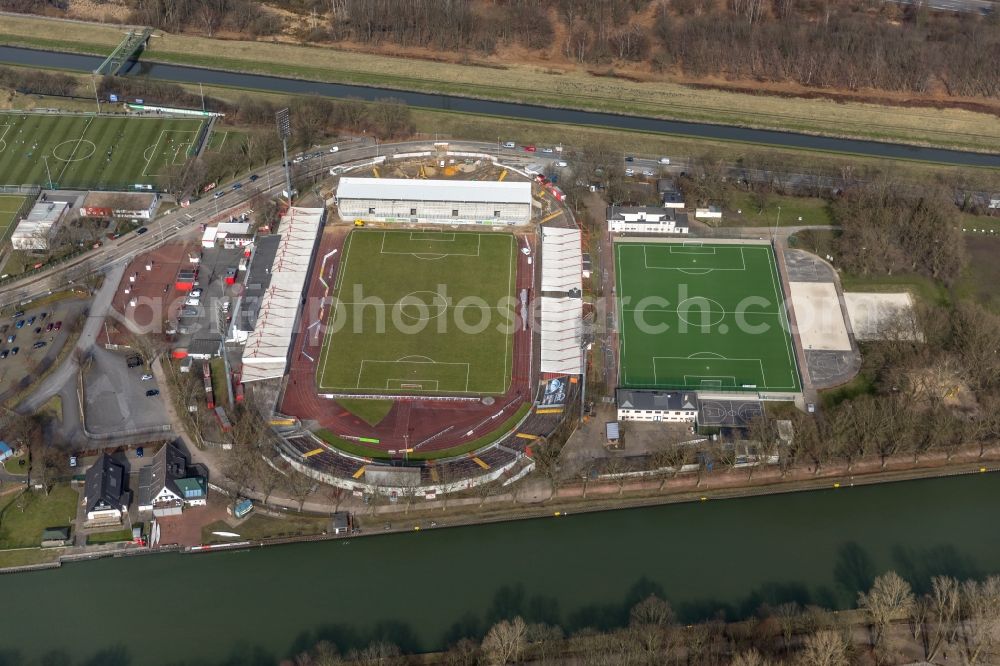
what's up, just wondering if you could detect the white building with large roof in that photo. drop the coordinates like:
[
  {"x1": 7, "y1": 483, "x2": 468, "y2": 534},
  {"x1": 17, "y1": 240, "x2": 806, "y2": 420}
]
[
  {"x1": 10, "y1": 200, "x2": 69, "y2": 251},
  {"x1": 336, "y1": 177, "x2": 532, "y2": 226},
  {"x1": 240, "y1": 207, "x2": 324, "y2": 383}
]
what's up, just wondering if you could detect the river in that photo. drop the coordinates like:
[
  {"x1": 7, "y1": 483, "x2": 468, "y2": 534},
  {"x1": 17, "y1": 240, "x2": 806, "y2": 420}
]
[
  {"x1": 1, "y1": 472, "x2": 998, "y2": 665},
  {"x1": 0, "y1": 45, "x2": 998, "y2": 168}
]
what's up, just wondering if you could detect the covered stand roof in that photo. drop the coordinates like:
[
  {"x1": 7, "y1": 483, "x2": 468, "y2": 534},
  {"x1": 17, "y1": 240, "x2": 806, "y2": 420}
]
[
  {"x1": 337, "y1": 178, "x2": 532, "y2": 205},
  {"x1": 539, "y1": 226, "x2": 584, "y2": 375},
  {"x1": 241, "y1": 207, "x2": 324, "y2": 383},
  {"x1": 540, "y1": 226, "x2": 582, "y2": 292}
]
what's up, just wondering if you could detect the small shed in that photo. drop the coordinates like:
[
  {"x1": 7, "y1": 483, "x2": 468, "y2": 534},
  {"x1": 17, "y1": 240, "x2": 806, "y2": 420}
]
[
  {"x1": 331, "y1": 512, "x2": 352, "y2": 535},
  {"x1": 41, "y1": 526, "x2": 71, "y2": 547},
  {"x1": 0, "y1": 441, "x2": 13, "y2": 463},
  {"x1": 606, "y1": 421, "x2": 621, "y2": 447}
]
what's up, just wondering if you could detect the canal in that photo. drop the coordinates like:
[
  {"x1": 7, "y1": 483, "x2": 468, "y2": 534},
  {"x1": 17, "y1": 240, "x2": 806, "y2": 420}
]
[
  {"x1": 0, "y1": 45, "x2": 999, "y2": 168},
  {"x1": 2, "y1": 472, "x2": 998, "y2": 664}
]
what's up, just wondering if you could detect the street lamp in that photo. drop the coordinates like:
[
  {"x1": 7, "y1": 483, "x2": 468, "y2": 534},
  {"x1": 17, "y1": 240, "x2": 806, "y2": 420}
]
[{"x1": 275, "y1": 108, "x2": 293, "y2": 203}]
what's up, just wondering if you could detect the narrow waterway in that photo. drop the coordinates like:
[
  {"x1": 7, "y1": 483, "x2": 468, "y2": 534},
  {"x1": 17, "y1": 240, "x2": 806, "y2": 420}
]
[
  {"x1": 2, "y1": 473, "x2": 998, "y2": 665},
  {"x1": 0, "y1": 45, "x2": 998, "y2": 168}
]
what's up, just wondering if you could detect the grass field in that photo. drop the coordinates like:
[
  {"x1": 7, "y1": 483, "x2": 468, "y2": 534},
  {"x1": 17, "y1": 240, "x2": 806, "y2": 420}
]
[
  {"x1": 615, "y1": 241, "x2": 801, "y2": 392},
  {"x1": 723, "y1": 192, "x2": 834, "y2": 227},
  {"x1": 0, "y1": 194, "x2": 26, "y2": 240},
  {"x1": 0, "y1": 13, "x2": 996, "y2": 152},
  {"x1": 0, "y1": 112, "x2": 205, "y2": 189},
  {"x1": 318, "y1": 230, "x2": 516, "y2": 396},
  {"x1": 0, "y1": 485, "x2": 77, "y2": 549}
]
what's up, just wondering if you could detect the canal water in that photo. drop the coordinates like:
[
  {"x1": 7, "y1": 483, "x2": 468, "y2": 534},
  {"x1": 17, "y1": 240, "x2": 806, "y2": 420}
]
[
  {"x1": 2, "y1": 473, "x2": 998, "y2": 665},
  {"x1": 1, "y1": 45, "x2": 999, "y2": 168}
]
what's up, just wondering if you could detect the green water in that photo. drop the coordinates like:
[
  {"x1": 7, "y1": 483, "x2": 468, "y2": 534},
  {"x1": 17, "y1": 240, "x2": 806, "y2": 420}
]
[{"x1": 2, "y1": 473, "x2": 998, "y2": 665}]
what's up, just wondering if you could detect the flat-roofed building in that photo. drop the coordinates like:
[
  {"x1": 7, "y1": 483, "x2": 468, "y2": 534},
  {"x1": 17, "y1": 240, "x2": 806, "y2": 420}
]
[
  {"x1": 11, "y1": 200, "x2": 69, "y2": 251},
  {"x1": 336, "y1": 178, "x2": 532, "y2": 226},
  {"x1": 607, "y1": 206, "x2": 689, "y2": 234},
  {"x1": 616, "y1": 389, "x2": 698, "y2": 422}
]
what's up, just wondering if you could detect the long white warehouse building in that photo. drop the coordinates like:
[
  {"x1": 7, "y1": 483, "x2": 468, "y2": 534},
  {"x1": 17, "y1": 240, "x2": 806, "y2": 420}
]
[{"x1": 336, "y1": 177, "x2": 532, "y2": 226}]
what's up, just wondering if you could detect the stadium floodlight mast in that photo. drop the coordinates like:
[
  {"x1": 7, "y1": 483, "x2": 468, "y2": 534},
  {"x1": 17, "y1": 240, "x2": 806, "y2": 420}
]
[{"x1": 276, "y1": 108, "x2": 293, "y2": 203}]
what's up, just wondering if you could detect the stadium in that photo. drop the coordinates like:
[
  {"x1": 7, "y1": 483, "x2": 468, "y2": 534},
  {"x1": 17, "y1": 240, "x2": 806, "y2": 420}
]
[{"x1": 274, "y1": 151, "x2": 577, "y2": 493}]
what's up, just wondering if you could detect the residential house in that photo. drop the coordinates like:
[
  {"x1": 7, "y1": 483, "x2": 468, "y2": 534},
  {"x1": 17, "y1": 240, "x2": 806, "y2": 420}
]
[
  {"x1": 138, "y1": 442, "x2": 208, "y2": 517},
  {"x1": 616, "y1": 389, "x2": 698, "y2": 423},
  {"x1": 656, "y1": 179, "x2": 685, "y2": 209},
  {"x1": 83, "y1": 453, "x2": 130, "y2": 524},
  {"x1": 607, "y1": 206, "x2": 689, "y2": 234}
]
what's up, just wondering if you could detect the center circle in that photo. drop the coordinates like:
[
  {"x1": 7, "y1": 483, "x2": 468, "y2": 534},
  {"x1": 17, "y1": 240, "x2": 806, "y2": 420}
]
[
  {"x1": 396, "y1": 290, "x2": 448, "y2": 322},
  {"x1": 51, "y1": 139, "x2": 96, "y2": 162},
  {"x1": 676, "y1": 297, "x2": 725, "y2": 328}
]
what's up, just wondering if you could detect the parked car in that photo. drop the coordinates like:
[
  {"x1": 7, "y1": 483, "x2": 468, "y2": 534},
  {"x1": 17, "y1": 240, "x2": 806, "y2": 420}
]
[
  {"x1": 6, "y1": 335, "x2": 14, "y2": 344},
  {"x1": 43, "y1": 322, "x2": 53, "y2": 333},
  {"x1": 293, "y1": 156, "x2": 304, "y2": 163},
  {"x1": 126, "y1": 355, "x2": 143, "y2": 368},
  {"x1": 190, "y1": 288, "x2": 203, "y2": 298},
  {"x1": 32, "y1": 341, "x2": 45, "y2": 349},
  {"x1": 556, "y1": 161, "x2": 568, "y2": 168},
  {"x1": 145, "y1": 389, "x2": 160, "y2": 397},
  {"x1": 69, "y1": 455, "x2": 77, "y2": 468},
  {"x1": 542, "y1": 147, "x2": 554, "y2": 154},
  {"x1": 642, "y1": 169, "x2": 655, "y2": 177},
  {"x1": 329, "y1": 146, "x2": 340, "y2": 153},
  {"x1": 141, "y1": 374, "x2": 153, "y2": 381},
  {"x1": 0, "y1": 350, "x2": 7, "y2": 359},
  {"x1": 625, "y1": 168, "x2": 635, "y2": 176},
  {"x1": 12, "y1": 310, "x2": 23, "y2": 318},
  {"x1": 10, "y1": 347, "x2": 18, "y2": 356},
  {"x1": 33, "y1": 327, "x2": 41, "y2": 335},
  {"x1": 26, "y1": 316, "x2": 35, "y2": 325},
  {"x1": 625, "y1": 156, "x2": 635, "y2": 162},
  {"x1": 185, "y1": 297, "x2": 200, "y2": 307},
  {"x1": 136, "y1": 447, "x2": 144, "y2": 458},
  {"x1": 39, "y1": 312, "x2": 48, "y2": 319},
  {"x1": 14, "y1": 320, "x2": 24, "y2": 329},
  {"x1": 54, "y1": 321, "x2": 62, "y2": 331},
  {"x1": 181, "y1": 307, "x2": 198, "y2": 317},
  {"x1": 136, "y1": 227, "x2": 148, "y2": 235},
  {"x1": 659, "y1": 157, "x2": 671, "y2": 164}
]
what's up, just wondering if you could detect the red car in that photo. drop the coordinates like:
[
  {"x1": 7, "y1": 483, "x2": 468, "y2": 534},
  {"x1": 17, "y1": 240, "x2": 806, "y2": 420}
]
[
  {"x1": 45, "y1": 323, "x2": 53, "y2": 332},
  {"x1": 523, "y1": 145, "x2": 536, "y2": 152},
  {"x1": 53, "y1": 321, "x2": 62, "y2": 331}
]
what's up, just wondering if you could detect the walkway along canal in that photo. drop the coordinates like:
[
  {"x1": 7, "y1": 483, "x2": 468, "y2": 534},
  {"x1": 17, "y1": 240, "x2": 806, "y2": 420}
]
[
  {"x1": 2, "y1": 472, "x2": 999, "y2": 664},
  {"x1": 0, "y1": 45, "x2": 999, "y2": 168}
]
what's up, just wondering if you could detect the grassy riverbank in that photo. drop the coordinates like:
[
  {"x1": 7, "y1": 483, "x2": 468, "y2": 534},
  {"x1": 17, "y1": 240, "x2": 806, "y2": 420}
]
[{"x1": 0, "y1": 14, "x2": 998, "y2": 154}]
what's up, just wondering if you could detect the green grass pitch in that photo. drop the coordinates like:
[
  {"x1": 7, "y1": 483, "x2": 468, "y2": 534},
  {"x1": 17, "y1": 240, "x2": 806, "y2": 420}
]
[
  {"x1": 0, "y1": 194, "x2": 26, "y2": 240},
  {"x1": 0, "y1": 112, "x2": 205, "y2": 189},
  {"x1": 615, "y1": 241, "x2": 801, "y2": 392},
  {"x1": 318, "y1": 229, "x2": 517, "y2": 395}
]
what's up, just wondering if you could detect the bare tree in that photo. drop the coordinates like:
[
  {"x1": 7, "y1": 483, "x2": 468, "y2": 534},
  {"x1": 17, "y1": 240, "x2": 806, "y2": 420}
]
[
  {"x1": 857, "y1": 571, "x2": 915, "y2": 652},
  {"x1": 959, "y1": 576, "x2": 1000, "y2": 665},
  {"x1": 284, "y1": 471, "x2": 314, "y2": 512},
  {"x1": 798, "y1": 630, "x2": 849, "y2": 666},
  {"x1": 629, "y1": 594, "x2": 675, "y2": 660},
  {"x1": 481, "y1": 616, "x2": 527, "y2": 666}
]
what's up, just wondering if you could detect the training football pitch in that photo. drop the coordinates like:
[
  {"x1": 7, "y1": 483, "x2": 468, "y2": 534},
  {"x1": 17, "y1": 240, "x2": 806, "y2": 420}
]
[
  {"x1": 0, "y1": 112, "x2": 205, "y2": 189},
  {"x1": 615, "y1": 241, "x2": 801, "y2": 392},
  {"x1": 0, "y1": 194, "x2": 26, "y2": 240},
  {"x1": 318, "y1": 230, "x2": 517, "y2": 395}
]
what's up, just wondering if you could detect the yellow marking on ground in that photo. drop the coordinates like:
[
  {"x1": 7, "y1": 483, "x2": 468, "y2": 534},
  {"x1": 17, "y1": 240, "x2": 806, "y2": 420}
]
[
  {"x1": 269, "y1": 418, "x2": 295, "y2": 426},
  {"x1": 352, "y1": 465, "x2": 366, "y2": 479},
  {"x1": 515, "y1": 433, "x2": 539, "y2": 440},
  {"x1": 539, "y1": 210, "x2": 563, "y2": 224},
  {"x1": 372, "y1": 167, "x2": 380, "y2": 178},
  {"x1": 498, "y1": 169, "x2": 508, "y2": 182},
  {"x1": 472, "y1": 457, "x2": 489, "y2": 470},
  {"x1": 303, "y1": 448, "x2": 324, "y2": 458},
  {"x1": 535, "y1": 408, "x2": 563, "y2": 415}
]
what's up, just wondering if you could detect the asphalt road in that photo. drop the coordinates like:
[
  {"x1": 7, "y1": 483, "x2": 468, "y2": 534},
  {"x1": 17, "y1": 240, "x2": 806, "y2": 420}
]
[{"x1": 893, "y1": 0, "x2": 995, "y2": 13}]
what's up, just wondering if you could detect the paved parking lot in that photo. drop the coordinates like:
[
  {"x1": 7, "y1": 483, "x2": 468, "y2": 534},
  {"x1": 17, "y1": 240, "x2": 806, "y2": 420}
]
[
  {"x1": 177, "y1": 246, "x2": 242, "y2": 342},
  {"x1": 83, "y1": 347, "x2": 169, "y2": 436},
  {"x1": 0, "y1": 296, "x2": 89, "y2": 404}
]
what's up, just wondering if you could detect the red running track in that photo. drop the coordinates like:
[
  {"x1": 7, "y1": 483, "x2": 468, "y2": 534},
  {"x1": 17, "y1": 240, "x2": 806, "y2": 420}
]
[{"x1": 279, "y1": 227, "x2": 533, "y2": 458}]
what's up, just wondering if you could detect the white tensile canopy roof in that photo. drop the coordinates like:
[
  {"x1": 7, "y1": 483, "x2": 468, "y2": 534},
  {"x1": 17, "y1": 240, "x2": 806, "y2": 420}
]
[
  {"x1": 540, "y1": 226, "x2": 582, "y2": 292},
  {"x1": 240, "y1": 207, "x2": 324, "y2": 383}
]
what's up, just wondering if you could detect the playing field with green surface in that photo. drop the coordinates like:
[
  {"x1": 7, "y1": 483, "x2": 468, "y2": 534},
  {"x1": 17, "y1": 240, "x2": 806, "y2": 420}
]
[
  {"x1": 0, "y1": 194, "x2": 26, "y2": 240},
  {"x1": 318, "y1": 230, "x2": 516, "y2": 395},
  {"x1": 0, "y1": 112, "x2": 205, "y2": 189},
  {"x1": 615, "y1": 241, "x2": 800, "y2": 392}
]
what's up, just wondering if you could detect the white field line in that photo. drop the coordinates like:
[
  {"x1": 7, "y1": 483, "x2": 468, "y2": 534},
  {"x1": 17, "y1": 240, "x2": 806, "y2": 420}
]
[{"x1": 54, "y1": 115, "x2": 95, "y2": 184}]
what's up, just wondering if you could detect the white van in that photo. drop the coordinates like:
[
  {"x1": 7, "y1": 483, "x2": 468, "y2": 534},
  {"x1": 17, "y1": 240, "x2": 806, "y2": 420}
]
[{"x1": 503, "y1": 141, "x2": 516, "y2": 148}]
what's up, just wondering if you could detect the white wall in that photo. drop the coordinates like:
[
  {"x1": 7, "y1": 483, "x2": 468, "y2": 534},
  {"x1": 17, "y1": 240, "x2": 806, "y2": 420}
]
[
  {"x1": 617, "y1": 408, "x2": 697, "y2": 422},
  {"x1": 338, "y1": 198, "x2": 531, "y2": 226}
]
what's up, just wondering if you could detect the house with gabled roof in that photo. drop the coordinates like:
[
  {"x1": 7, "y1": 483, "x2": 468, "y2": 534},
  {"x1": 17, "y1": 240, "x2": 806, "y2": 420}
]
[
  {"x1": 616, "y1": 389, "x2": 698, "y2": 423},
  {"x1": 138, "y1": 442, "x2": 208, "y2": 517},
  {"x1": 83, "y1": 453, "x2": 130, "y2": 524}
]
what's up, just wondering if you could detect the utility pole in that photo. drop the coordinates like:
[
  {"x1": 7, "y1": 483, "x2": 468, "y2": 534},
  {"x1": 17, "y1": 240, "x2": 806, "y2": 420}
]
[
  {"x1": 773, "y1": 205, "x2": 781, "y2": 243},
  {"x1": 42, "y1": 156, "x2": 53, "y2": 190},
  {"x1": 91, "y1": 73, "x2": 101, "y2": 114},
  {"x1": 275, "y1": 108, "x2": 293, "y2": 204},
  {"x1": 199, "y1": 83, "x2": 205, "y2": 112}
]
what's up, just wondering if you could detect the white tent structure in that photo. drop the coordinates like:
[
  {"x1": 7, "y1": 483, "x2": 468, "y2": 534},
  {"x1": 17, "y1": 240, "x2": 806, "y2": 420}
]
[
  {"x1": 240, "y1": 207, "x2": 324, "y2": 383},
  {"x1": 539, "y1": 226, "x2": 584, "y2": 375},
  {"x1": 540, "y1": 226, "x2": 582, "y2": 292}
]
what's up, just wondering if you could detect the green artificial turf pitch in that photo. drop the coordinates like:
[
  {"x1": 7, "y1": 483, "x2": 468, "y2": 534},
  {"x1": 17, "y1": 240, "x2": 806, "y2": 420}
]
[
  {"x1": 615, "y1": 241, "x2": 801, "y2": 392},
  {"x1": 0, "y1": 194, "x2": 26, "y2": 240},
  {"x1": 318, "y1": 229, "x2": 516, "y2": 395},
  {"x1": 0, "y1": 112, "x2": 205, "y2": 189}
]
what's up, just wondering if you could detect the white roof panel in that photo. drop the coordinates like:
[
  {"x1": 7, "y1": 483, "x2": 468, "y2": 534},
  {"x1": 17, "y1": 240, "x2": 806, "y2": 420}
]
[
  {"x1": 540, "y1": 297, "x2": 583, "y2": 375},
  {"x1": 337, "y1": 177, "x2": 531, "y2": 205}
]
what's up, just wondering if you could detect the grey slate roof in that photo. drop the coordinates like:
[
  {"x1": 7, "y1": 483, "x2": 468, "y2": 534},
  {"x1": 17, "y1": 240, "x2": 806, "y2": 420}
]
[
  {"x1": 84, "y1": 453, "x2": 129, "y2": 514},
  {"x1": 606, "y1": 206, "x2": 689, "y2": 229},
  {"x1": 616, "y1": 389, "x2": 698, "y2": 412},
  {"x1": 237, "y1": 234, "x2": 282, "y2": 333}
]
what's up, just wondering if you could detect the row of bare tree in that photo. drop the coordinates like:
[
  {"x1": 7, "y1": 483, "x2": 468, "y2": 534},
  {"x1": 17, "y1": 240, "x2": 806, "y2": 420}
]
[
  {"x1": 0, "y1": 66, "x2": 77, "y2": 97},
  {"x1": 283, "y1": 571, "x2": 1000, "y2": 665}
]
